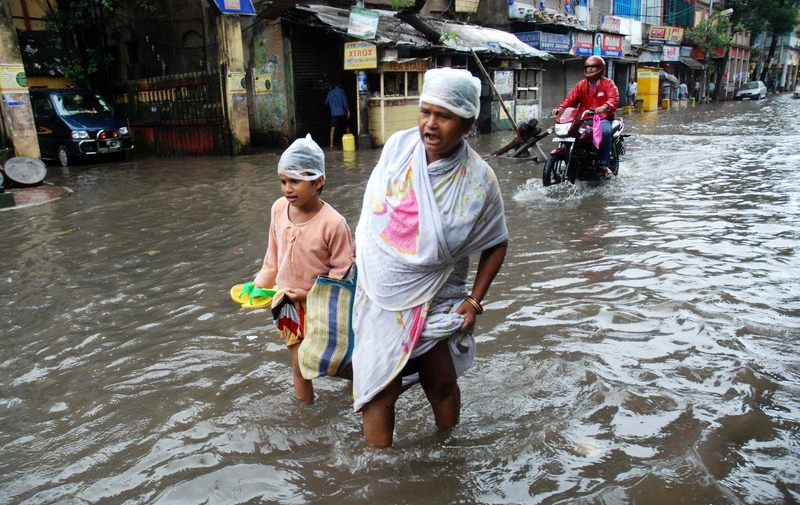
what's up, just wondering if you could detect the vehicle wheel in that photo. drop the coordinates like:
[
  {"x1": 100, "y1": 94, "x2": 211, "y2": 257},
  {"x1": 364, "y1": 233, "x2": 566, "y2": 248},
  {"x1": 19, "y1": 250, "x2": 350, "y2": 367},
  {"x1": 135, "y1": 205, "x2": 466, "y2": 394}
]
[
  {"x1": 610, "y1": 143, "x2": 620, "y2": 176},
  {"x1": 543, "y1": 153, "x2": 568, "y2": 187},
  {"x1": 57, "y1": 146, "x2": 71, "y2": 167}
]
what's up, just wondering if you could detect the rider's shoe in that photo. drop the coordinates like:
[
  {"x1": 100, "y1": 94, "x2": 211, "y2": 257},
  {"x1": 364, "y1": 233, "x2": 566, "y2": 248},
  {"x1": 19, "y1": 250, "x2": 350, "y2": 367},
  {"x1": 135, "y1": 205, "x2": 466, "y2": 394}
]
[{"x1": 603, "y1": 166, "x2": 613, "y2": 178}]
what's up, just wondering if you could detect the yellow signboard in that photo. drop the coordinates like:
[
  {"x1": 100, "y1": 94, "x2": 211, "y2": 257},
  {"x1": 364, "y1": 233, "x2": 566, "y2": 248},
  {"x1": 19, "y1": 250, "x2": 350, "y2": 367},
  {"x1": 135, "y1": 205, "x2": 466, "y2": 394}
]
[
  {"x1": 0, "y1": 63, "x2": 28, "y2": 93},
  {"x1": 344, "y1": 41, "x2": 377, "y2": 70},
  {"x1": 255, "y1": 73, "x2": 272, "y2": 94},
  {"x1": 227, "y1": 71, "x2": 246, "y2": 94}
]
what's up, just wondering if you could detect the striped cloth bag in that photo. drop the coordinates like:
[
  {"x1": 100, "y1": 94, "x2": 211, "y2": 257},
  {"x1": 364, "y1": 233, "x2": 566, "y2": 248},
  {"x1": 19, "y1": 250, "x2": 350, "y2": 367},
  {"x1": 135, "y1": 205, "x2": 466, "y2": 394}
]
[{"x1": 298, "y1": 263, "x2": 356, "y2": 379}]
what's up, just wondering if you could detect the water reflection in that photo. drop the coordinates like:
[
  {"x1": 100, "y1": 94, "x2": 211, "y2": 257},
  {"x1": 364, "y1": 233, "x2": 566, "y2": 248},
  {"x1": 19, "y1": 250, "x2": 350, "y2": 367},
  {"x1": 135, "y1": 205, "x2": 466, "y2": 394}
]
[{"x1": 1, "y1": 95, "x2": 799, "y2": 504}]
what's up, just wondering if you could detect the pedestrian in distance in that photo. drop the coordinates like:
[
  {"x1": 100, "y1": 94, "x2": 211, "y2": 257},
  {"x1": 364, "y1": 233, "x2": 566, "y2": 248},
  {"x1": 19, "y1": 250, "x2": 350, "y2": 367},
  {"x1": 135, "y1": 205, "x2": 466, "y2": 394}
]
[
  {"x1": 627, "y1": 77, "x2": 638, "y2": 106},
  {"x1": 251, "y1": 134, "x2": 354, "y2": 403},
  {"x1": 351, "y1": 67, "x2": 509, "y2": 448},
  {"x1": 678, "y1": 82, "x2": 688, "y2": 99},
  {"x1": 324, "y1": 82, "x2": 350, "y2": 148},
  {"x1": 552, "y1": 55, "x2": 619, "y2": 179}
]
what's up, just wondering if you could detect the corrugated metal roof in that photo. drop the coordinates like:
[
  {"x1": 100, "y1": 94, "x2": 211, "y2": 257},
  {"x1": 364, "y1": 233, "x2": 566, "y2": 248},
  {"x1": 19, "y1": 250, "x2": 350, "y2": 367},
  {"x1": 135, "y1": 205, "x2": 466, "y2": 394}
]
[
  {"x1": 293, "y1": 5, "x2": 432, "y2": 49},
  {"x1": 428, "y1": 18, "x2": 553, "y2": 59},
  {"x1": 291, "y1": 5, "x2": 552, "y2": 59}
]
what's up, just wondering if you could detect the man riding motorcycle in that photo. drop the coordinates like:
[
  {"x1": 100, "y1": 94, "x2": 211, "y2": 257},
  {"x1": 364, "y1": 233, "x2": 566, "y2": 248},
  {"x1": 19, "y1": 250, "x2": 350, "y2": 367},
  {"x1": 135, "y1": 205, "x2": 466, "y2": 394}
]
[{"x1": 552, "y1": 56, "x2": 619, "y2": 179}]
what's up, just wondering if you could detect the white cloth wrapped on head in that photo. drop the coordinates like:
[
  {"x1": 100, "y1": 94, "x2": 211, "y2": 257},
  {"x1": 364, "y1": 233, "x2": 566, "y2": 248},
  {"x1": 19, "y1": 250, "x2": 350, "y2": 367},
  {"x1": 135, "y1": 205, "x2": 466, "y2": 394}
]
[
  {"x1": 277, "y1": 133, "x2": 325, "y2": 181},
  {"x1": 418, "y1": 67, "x2": 481, "y2": 119}
]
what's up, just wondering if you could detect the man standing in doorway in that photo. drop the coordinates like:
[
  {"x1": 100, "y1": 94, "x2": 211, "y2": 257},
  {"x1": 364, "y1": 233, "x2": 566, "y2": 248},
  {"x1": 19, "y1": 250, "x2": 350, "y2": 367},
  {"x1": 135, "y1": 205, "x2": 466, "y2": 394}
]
[{"x1": 324, "y1": 82, "x2": 350, "y2": 148}]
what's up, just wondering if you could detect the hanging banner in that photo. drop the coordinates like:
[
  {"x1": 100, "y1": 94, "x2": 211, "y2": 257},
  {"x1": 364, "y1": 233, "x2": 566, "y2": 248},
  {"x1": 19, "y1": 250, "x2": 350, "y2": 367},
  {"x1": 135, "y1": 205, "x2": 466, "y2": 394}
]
[
  {"x1": 662, "y1": 45, "x2": 680, "y2": 61},
  {"x1": 348, "y1": 7, "x2": 380, "y2": 40}
]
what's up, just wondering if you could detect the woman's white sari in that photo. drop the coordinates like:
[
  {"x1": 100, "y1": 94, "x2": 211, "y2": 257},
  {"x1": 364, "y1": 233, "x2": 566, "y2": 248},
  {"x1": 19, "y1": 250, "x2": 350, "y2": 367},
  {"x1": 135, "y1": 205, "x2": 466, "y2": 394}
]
[{"x1": 352, "y1": 127, "x2": 507, "y2": 412}]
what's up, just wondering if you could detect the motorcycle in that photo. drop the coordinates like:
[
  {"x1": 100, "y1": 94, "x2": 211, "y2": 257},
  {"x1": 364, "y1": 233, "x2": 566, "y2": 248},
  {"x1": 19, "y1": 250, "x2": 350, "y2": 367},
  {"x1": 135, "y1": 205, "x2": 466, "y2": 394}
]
[{"x1": 543, "y1": 107, "x2": 626, "y2": 186}]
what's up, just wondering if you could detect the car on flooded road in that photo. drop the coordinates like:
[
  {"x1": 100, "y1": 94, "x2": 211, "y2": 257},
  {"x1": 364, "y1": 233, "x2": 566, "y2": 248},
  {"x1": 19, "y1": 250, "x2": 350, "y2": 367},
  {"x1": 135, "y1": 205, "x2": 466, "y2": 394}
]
[
  {"x1": 29, "y1": 89, "x2": 134, "y2": 167},
  {"x1": 734, "y1": 81, "x2": 767, "y2": 100}
]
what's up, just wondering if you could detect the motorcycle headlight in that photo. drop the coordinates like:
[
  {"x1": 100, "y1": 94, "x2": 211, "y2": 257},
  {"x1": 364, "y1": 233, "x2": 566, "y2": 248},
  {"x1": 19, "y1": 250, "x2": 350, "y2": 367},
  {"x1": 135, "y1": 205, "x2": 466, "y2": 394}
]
[
  {"x1": 578, "y1": 125, "x2": 589, "y2": 135},
  {"x1": 118, "y1": 126, "x2": 129, "y2": 135},
  {"x1": 554, "y1": 123, "x2": 571, "y2": 136},
  {"x1": 71, "y1": 130, "x2": 90, "y2": 139}
]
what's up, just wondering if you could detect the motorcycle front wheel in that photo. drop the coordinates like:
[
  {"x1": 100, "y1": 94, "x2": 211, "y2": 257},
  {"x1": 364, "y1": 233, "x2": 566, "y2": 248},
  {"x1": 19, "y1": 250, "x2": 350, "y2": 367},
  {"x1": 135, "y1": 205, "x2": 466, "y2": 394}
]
[{"x1": 543, "y1": 152, "x2": 568, "y2": 186}]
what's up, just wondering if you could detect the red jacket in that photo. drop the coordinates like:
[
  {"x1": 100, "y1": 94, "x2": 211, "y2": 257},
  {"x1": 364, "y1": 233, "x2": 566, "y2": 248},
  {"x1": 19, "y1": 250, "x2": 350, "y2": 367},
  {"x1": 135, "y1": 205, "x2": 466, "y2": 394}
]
[{"x1": 558, "y1": 77, "x2": 620, "y2": 120}]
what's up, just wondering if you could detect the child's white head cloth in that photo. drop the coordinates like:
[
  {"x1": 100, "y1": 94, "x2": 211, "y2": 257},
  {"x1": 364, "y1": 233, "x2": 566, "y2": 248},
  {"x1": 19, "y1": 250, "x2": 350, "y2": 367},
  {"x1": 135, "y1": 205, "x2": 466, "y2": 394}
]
[
  {"x1": 277, "y1": 134, "x2": 325, "y2": 181},
  {"x1": 419, "y1": 67, "x2": 481, "y2": 119}
]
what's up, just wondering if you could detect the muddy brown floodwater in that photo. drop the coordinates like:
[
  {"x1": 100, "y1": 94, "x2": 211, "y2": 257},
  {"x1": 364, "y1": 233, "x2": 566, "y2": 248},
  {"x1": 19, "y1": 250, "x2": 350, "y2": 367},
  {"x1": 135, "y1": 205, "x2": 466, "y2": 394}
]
[{"x1": 2, "y1": 94, "x2": 799, "y2": 504}]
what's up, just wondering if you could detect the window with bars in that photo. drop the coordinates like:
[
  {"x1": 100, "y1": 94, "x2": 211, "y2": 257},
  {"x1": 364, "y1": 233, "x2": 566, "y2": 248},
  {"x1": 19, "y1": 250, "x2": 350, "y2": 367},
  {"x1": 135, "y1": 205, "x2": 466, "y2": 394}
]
[
  {"x1": 613, "y1": 0, "x2": 642, "y2": 19},
  {"x1": 516, "y1": 69, "x2": 540, "y2": 100}
]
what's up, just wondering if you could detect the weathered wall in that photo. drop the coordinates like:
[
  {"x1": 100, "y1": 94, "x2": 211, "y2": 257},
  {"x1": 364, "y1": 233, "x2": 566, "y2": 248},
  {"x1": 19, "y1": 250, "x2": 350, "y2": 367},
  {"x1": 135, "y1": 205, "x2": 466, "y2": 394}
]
[
  {"x1": 244, "y1": 20, "x2": 293, "y2": 147},
  {"x1": 0, "y1": 1, "x2": 40, "y2": 158}
]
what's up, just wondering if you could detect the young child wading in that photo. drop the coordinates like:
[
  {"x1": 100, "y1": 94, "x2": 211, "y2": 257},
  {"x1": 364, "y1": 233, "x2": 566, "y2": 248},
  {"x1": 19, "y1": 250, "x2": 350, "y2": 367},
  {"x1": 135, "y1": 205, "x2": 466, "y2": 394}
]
[{"x1": 252, "y1": 134, "x2": 353, "y2": 403}]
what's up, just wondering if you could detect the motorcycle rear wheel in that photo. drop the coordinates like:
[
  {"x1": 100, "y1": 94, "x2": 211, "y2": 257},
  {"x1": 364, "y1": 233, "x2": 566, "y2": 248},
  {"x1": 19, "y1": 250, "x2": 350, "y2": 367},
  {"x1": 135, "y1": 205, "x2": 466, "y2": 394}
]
[{"x1": 543, "y1": 153, "x2": 568, "y2": 186}]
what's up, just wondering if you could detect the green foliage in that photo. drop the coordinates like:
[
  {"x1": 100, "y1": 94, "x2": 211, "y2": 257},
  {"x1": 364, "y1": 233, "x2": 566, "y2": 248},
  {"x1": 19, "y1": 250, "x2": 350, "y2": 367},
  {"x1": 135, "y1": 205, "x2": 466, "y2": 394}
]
[
  {"x1": 441, "y1": 31, "x2": 458, "y2": 43},
  {"x1": 730, "y1": 0, "x2": 800, "y2": 36},
  {"x1": 41, "y1": 0, "x2": 154, "y2": 90},
  {"x1": 391, "y1": 0, "x2": 416, "y2": 10},
  {"x1": 687, "y1": 13, "x2": 738, "y2": 58}
]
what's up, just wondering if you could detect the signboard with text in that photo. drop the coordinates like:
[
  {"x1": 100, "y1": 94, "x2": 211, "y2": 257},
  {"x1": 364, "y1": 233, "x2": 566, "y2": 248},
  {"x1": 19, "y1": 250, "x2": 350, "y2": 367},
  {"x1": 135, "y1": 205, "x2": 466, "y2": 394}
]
[
  {"x1": 648, "y1": 25, "x2": 684, "y2": 45},
  {"x1": 572, "y1": 31, "x2": 593, "y2": 56},
  {"x1": 594, "y1": 33, "x2": 623, "y2": 58},
  {"x1": 347, "y1": 7, "x2": 380, "y2": 40},
  {"x1": 516, "y1": 31, "x2": 571, "y2": 53},
  {"x1": 380, "y1": 60, "x2": 430, "y2": 72},
  {"x1": 211, "y1": 0, "x2": 255, "y2": 15},
  {"x1": 344, "y1": 41, "x2": 378, "y2": 70}
]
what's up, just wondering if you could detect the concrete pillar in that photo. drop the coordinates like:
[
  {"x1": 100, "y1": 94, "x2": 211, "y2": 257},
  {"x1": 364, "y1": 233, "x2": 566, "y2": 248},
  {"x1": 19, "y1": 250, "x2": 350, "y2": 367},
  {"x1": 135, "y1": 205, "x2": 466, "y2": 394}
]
[
  {"x1": 0, "y1": 1, "x2": 40, "y2": 159},
  {"x1": 216, "y1": 15, "x2": 251, "y2": 155}
]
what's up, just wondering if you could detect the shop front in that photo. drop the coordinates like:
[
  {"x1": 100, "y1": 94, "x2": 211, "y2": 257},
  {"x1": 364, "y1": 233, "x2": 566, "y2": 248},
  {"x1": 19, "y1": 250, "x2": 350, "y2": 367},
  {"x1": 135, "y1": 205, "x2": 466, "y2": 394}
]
[{"x1": 361, "y1": 59, "x2": 428, "y2": 147}]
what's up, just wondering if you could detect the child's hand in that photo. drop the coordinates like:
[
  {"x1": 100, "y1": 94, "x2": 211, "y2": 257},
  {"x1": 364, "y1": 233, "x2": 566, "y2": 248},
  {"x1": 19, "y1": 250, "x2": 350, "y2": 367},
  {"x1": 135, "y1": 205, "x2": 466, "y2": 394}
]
[{"x1": 284, "y1": 288, "x2": 309, "y2": 303}]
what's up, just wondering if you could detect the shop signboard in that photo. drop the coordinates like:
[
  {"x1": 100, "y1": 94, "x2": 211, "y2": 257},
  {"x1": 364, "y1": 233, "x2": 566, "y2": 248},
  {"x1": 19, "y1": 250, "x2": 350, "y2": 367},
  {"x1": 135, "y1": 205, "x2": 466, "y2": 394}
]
[
  {"x1": 648, "y1": 25, "x2": 684, "y2": 45},
  {"x1": 344, "y1": 41, "x2": 378, "y2": 70},
  {"x1": 571, "y1": 31, "x2": 593, "y2": 56},
  {"x1": 594, "y1": 33, "x2": 623, "y2": 58},
  {"x1": 380, "y1": 60, "x2": 430, "y2": 72},
  {"x1": 516, "y1": 31, "x2": 571, "y2": 53},
  {"x1": 662, "y1": 45, "x2": 680, "y2": 61}
]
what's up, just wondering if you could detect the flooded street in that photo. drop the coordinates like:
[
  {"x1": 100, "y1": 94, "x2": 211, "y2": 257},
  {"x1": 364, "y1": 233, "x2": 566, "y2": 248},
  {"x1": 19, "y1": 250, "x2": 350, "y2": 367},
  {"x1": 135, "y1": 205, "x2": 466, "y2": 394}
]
[{"x1": 2, "y1": 93, "x2": 799, "y2": 504}]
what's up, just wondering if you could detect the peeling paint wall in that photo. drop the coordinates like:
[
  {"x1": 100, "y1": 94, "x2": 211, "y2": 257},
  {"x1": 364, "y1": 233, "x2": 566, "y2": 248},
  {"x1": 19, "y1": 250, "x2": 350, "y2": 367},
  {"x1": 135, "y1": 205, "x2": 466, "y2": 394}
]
[{"x1": 245, "y1": 20, "x2": 294, "y2": 147}]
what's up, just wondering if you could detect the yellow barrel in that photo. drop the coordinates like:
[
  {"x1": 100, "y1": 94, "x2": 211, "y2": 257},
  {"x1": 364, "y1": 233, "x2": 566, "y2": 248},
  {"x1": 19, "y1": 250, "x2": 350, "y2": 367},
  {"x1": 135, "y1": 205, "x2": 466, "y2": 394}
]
[
  {"x1": 662, "y1": 98, "x2": 670, "y2": 110},
  {"x1": 342, "y1": 133, "x2": 355, "y2": 151}
]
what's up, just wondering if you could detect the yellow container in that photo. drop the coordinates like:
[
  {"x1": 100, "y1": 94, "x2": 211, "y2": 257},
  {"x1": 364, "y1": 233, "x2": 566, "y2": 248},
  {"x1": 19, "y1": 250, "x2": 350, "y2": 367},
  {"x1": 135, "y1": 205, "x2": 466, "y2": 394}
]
[
  {"x1": 342, "y1": 133, "x2": 355, "y2": 151},
  {"x1": 662, "y1": 98, "x2": 670, "y2": 110},
  {"x1": 622, "y1": 106, "x2": 632, "y2": 114}
]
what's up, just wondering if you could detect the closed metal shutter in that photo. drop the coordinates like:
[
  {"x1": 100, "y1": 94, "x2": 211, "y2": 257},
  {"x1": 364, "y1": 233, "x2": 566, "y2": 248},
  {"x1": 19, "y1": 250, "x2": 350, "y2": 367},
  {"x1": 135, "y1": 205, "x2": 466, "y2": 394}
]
[
  {"x1": 542, "y1": 60, "x2": 567, "y2": 113},
  {"x1": 542, "y1": 58, "x2": 585, "y2": 111},
  {"x1": 565, "y1": 59, "x2": 585, "y2": 97}
]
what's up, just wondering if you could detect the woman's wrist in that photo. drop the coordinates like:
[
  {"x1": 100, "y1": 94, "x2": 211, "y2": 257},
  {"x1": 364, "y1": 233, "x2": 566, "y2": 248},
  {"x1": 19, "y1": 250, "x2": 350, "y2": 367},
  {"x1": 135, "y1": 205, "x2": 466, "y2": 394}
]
[{"x1": 465, "y1": 295, "x2": 483, "y2": 314}]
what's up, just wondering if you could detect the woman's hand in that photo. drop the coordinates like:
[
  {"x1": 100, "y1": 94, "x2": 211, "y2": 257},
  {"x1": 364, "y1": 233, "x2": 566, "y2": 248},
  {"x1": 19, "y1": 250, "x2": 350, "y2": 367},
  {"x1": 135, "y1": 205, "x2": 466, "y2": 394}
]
[{"x1": 455, "y1": 300, "x2": 478, "y2": 334}]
